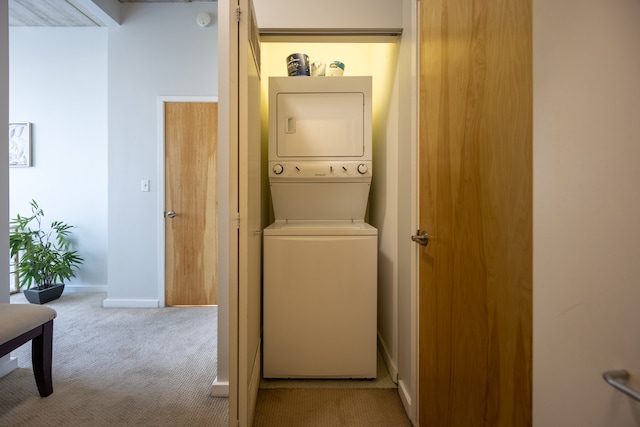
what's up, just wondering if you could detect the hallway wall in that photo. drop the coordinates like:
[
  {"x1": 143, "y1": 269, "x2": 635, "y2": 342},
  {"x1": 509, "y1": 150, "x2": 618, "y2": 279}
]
[
  {"x1": 106, "y1": 3, "x2": 217, "y2": 306},
  {"x1": 533, "y1": 0, "x2": 640, "y2": 425},
  {"x1": 9, "y1": 27, "x2": 108, "y2": 293},
  {"x1": 0, "y1": 0, "x2": 8, "y2": 304},
  {"x1": 0, "y1": 0, "x2": 13, "y2": 378}
]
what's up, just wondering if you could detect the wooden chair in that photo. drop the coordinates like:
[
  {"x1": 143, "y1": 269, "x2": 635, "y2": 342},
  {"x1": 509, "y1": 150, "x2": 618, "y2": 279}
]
[{"x1": 0, "y1": 304, "x2": 57, "y2": 397}]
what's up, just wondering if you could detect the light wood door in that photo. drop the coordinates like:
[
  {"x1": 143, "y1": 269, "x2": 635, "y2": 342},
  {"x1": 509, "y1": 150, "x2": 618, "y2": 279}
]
[
  {"x1": 165, "y1": 102, "x2": 218, "y2": 306},
  {"x1": 418, "y1": 1, "x2": 532, "y2": 426}
]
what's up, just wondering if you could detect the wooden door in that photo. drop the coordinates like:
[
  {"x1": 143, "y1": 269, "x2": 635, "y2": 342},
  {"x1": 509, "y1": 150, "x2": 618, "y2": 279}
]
[
  {"x1": 165, "y1": 102, "x2": 218, "y2": 306},
  {"x1": 418, "y1": 1, "x2": 532, "y2": 426}
]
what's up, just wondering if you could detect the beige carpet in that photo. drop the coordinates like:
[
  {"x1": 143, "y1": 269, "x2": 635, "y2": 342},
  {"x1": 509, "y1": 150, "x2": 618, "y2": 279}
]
[
  {"x1": 254, "y1": 331, "x2": 412, "y2": 426},
  {"x1": 1, "y1": 292, "x2": 412, "y2": 427},
  {"x1": 253, "y1": 388, "x2": 412, "y2": 427},
  {"x1": 0, "y1": 292, "x2": 228, "y2": 426}
]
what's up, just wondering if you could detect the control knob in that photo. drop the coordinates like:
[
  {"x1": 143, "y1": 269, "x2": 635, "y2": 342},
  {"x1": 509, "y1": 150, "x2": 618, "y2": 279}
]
[
  {"x1": 272, "y1": 164, "x2": 284, "y2": 175},
  {"x1": 357, "y1": 163, "x2": 369, "y2": 174}
]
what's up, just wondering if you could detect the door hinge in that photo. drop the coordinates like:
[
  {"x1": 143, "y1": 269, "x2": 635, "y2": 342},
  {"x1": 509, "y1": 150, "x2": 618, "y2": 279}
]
[
  {"x1": 235, "y1": 5, "x2": 241, "y2": 22},
  {"x1": 234, "y1": 212, "x2": 241, "y2": 229}
]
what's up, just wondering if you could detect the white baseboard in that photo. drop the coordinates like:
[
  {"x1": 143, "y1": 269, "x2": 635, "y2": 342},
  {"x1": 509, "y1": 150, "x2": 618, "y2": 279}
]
[
  {"x1": 102, "y1": 299, "x2": 159, "y2": 308},
  {"x1": 64, "y1": 285, "x2": 108, "y2": 293},
  {"x1": 248, "y1": 341, "x2": 261, "y2": 425},
  {"x1": 0, "y1": 355, "x2": 18, "y2": 379},
  {"x1": 398, "y1": 378, "x2": 416, "y2": 425},
  {"x1": 377, "y1": 333, "x2": 398, "y2": 383},
  {"x1": 210, "y1": 377, "x2": 229, "y2": 397}
]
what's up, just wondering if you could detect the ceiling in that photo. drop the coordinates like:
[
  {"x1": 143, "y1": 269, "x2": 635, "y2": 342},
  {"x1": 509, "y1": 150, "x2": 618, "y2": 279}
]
[{"x1": 9, "y1": 0, "x2": 215, "y2": 27}]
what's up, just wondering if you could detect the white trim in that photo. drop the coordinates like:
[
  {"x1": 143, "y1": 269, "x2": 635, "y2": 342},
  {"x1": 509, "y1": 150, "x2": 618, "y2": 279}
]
[
  {"x1": 210, "y1": 377, "x2": 229, "y2": 397},
  {"x1": 398, "y1": 378, "x2": 413, "y2": 419},
  {"x1": 216, "y1": 0, "x2": 233, "y2": 412},
  {"x1": 102, "y1": 298, "x2": 159, "y2": 308},
  {"x1": 378, "y1": 333, "x2": 398, "y2": 383},
  {"x1": 0, "y1": 355, "x2": 18, "y2": 379},
  {"x1": 248, "y1": 340, "x2": 262, "y2": 426},
  {"x1": 408, "y1": 1, "x2": 420, "y2": 424},
  {"x1": 64, "y1": 285, "x2": 108, "y2": 293},
  {"x1": 156, "y1": 96, "x2": 218, "y2": 309}
]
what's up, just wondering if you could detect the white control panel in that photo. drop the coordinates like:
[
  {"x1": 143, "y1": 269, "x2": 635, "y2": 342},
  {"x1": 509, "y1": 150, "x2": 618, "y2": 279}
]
[{"x1": 269, "y1": 161, "x2": 372, "y2": 181}]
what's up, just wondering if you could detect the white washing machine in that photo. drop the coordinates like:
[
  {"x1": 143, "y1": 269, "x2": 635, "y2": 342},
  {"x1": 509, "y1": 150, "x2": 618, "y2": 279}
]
[
  {"x1": 263, "y1": 221, "x2": 377, "y2": 378},
  {"x1": 263, "y1": 76, "x2": 377, "y2": 379}
]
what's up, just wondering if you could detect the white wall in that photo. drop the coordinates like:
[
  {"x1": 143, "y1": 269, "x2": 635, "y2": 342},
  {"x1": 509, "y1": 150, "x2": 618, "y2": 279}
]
[
  {"x1": 1, "y1": 0, "x2": 9, "y2": 304},
  {"x1": 0, "y1": 0, "x2": 18, "y2": 378},
  {"x1": 215, "y1": 0, "x2": 231, "y2": 395},
  {"x1": 533, "y1": 0, "x2": 640, "y2": 425},
  {"x1": 9, "y1": 28, "x2": 108, "y2": 293},
  {"x1": 106, "y1": 3, "x2": 218, "y2": 306}
]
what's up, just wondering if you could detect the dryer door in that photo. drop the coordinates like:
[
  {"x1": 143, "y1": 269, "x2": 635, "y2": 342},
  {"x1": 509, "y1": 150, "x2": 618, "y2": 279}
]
[{"x1": 276, "y1": 91, "x2": 364, "y2": 158}]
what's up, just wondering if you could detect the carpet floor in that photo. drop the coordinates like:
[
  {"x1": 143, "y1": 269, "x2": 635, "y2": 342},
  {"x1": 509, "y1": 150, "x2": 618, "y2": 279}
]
[
  {"x1": 1, "y1": 292, "x2": 413, "y2": 426},
  {"x1": 0, "y1": 292, "x2": 227, "y2": 426},
  {"x1": 254, "y1": 388, "x2": 412, "y2": 427}
]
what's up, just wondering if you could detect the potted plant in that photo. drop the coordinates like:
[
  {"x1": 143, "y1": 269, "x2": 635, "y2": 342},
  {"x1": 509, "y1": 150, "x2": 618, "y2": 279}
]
[{"x1": 9, "y1": 199, "x2": 83, "y2": 304}]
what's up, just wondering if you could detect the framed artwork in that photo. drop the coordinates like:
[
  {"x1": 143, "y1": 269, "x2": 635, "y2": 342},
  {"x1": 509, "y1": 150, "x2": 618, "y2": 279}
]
[{"x1": 9, "y1": 122, "x2": 31, "y2": 167}]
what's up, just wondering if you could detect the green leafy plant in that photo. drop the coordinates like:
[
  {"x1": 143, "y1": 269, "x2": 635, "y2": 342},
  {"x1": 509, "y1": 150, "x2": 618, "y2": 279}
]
[{"x1": 9, "y1": 199, "x2": 83, "y2": 290}]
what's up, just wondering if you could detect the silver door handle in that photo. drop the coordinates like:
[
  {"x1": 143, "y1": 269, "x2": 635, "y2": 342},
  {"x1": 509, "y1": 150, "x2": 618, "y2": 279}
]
[
  {"x1": 603, "y1": 370, "x2": 640, "y2": 402},
  {"x1": 411, "y1": 230, "x2": 429, "y2": 246},
  {"x1": 166, "y1": 211, "x2": 176, "y2": 218}
]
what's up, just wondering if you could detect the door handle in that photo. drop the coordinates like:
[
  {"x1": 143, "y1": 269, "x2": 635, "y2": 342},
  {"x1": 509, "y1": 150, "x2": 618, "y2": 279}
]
[
  {"x1": 166, "y1": 211, "x2": 176, "y2": 218},
  {"x1": 411, "y1": 230, "x2": 429, "y2": 246},
  {"x1": 603, "y1": 370, "x2": 640, "y2": 402}
]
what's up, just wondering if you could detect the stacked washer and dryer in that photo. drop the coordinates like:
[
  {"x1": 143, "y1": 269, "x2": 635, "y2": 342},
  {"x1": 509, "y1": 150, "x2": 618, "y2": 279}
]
[{"x1": 263, "y1": 76, "x2": 377, "y2": 379}]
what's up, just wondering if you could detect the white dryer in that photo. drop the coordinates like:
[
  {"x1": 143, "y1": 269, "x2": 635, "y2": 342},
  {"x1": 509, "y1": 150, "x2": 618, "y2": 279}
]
[{"x1": 263, "y1": 77, "x2": 377, "y2": 379}]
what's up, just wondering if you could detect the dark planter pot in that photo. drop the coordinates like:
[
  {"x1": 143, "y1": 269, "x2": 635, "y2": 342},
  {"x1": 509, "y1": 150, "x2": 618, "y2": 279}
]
[{"x1": 24, "y1": 284, "x2": 65, "y2": 304}]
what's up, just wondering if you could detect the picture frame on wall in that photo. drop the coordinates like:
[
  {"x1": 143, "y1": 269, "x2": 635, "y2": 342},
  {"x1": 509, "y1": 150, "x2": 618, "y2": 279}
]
[{"x1": 9, "y1": 122, "x2": 31, "y2": 167}]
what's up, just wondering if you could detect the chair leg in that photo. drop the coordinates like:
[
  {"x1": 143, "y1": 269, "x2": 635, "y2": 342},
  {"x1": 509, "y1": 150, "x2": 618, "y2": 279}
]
[{"x1": 31, "y1": 320, "x2": 54, "y2": 397}]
